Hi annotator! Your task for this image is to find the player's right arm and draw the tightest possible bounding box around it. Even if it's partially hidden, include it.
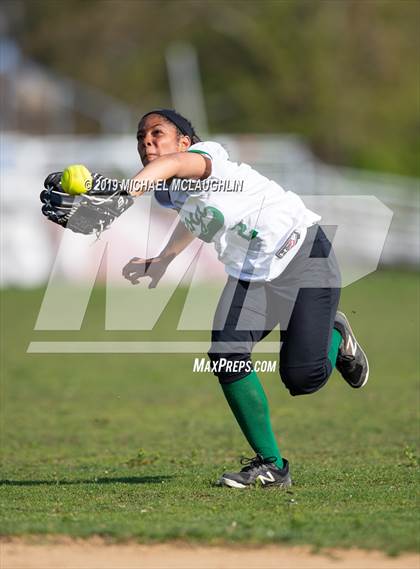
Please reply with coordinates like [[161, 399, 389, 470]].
[[159, 219, 196, 258], [122, 220, 196, 287]]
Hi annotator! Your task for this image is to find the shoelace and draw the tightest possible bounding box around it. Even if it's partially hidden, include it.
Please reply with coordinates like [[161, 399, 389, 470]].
[[338, 353, 356, 365], [239, 454, 277, 472]]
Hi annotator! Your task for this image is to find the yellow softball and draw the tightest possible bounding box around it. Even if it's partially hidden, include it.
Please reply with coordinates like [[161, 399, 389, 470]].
[[61, 164, 92, 195]]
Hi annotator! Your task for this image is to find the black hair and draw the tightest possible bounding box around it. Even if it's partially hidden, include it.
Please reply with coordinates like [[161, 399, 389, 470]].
[[137, 108, 201, 144]]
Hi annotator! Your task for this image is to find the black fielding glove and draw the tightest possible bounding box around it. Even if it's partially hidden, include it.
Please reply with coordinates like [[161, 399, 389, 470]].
[[41, 172, 134, 236]]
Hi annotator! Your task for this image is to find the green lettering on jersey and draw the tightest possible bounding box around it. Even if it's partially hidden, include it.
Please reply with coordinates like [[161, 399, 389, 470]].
[[183, 205, 224, 242], [232, 222, 259, 241]]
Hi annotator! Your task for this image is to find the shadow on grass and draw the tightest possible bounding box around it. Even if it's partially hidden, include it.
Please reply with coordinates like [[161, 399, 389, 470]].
[[0, 475, 173, 486]]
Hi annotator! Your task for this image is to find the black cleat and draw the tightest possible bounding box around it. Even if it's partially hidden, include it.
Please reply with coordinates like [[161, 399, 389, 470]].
[[217, 454, 292, 489], [334, 311, 369, 388]]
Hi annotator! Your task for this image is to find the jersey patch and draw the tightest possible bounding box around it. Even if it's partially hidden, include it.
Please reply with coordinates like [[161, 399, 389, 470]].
[[275, 231, 301, 259]]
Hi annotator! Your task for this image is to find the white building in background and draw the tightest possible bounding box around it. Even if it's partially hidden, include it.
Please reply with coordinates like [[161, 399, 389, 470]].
[[1, 132, 418, 287]]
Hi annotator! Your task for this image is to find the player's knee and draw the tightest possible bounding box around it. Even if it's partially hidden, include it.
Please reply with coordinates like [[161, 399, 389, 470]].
[[208, 351, 253, 384], [280, 363, 330, 396], [209, 327, 254, 383]]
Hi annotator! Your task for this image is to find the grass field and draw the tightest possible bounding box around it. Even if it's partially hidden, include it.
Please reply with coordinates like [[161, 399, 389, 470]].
[[1, 269, 419, 553]]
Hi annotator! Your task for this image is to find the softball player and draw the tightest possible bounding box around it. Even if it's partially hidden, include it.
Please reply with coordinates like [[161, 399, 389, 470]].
[[123, 109, 369, 489]]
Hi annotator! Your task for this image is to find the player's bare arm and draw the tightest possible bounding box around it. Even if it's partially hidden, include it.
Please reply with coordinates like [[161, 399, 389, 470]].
[[122, 110, 209, 284], [129, 152, 211, 197], [159, 219, 197, 258], [122, 221, 196, 287]]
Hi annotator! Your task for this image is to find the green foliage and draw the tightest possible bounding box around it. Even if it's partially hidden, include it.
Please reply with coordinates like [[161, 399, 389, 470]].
[[7, 0, 420, 176], [1, 270, 419, 550]]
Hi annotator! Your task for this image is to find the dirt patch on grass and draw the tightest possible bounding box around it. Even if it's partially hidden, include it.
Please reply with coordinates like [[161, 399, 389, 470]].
[[1, 538, 418, 569]]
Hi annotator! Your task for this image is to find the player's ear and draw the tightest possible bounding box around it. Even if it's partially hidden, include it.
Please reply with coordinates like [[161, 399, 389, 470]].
[[178, 135, 192, 152]]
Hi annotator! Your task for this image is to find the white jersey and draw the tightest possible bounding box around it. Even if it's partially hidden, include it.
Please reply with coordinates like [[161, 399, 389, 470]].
[[154, 141, 320, 281]]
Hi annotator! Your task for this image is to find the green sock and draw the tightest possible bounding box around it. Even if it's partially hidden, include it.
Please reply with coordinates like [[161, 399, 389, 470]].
[[221, 370, 283, 468], [328, 328, 343, 368]]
